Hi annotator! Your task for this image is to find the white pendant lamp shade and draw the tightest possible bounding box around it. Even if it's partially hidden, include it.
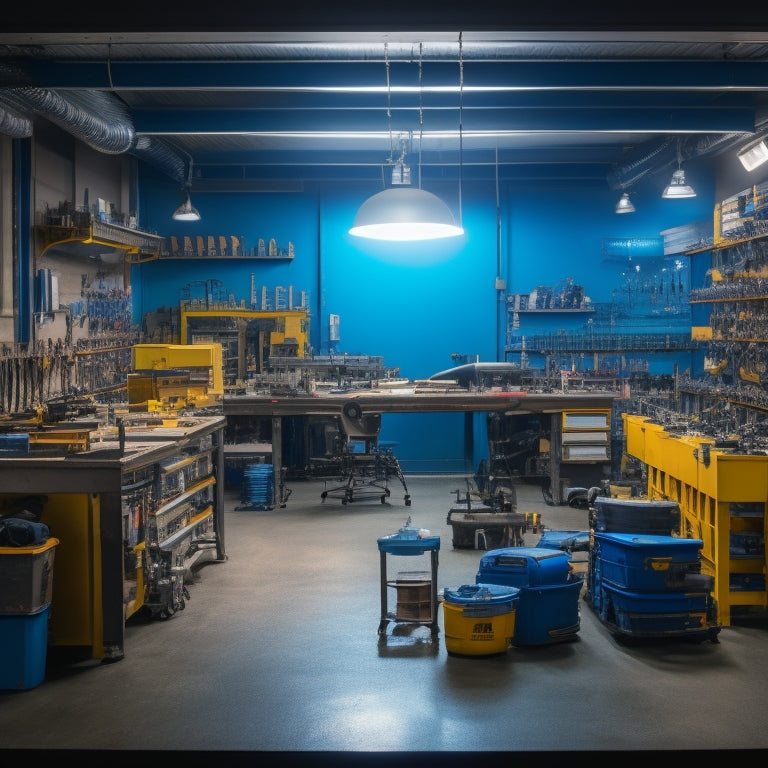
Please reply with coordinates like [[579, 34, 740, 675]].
[[172, 188, 201, 221], [615, 192, 636, 213], [349, 187, 464, 241], [662, 168, 696, 199]]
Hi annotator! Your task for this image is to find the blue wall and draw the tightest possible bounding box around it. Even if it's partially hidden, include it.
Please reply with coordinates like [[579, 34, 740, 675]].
[[133, 161, 715, 471]]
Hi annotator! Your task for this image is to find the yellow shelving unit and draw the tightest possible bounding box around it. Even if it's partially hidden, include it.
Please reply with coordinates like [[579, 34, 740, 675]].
[[622, 413, 767, 626]]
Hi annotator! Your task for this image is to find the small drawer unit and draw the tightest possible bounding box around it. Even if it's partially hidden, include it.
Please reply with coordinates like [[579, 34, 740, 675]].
[[561, 409, 611, 462]]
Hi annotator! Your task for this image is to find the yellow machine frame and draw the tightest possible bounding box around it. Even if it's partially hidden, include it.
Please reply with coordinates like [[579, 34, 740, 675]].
[[129, 343, 224, 410], [180, 309, 309, 361], [623, 413, 768, 626]]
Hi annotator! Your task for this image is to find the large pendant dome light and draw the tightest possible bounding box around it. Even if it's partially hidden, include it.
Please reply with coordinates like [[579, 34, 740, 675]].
[[349, 187, 462, 241], [349, 42, 464, 241]]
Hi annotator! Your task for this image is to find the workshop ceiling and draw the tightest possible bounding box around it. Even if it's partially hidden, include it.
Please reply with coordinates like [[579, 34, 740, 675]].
[[4, 8, 768, 191]]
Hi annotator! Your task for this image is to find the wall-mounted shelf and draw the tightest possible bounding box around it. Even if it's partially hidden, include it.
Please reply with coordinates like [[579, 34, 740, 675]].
[[35, 218, 164, 262], [514, 309, 594, 314]]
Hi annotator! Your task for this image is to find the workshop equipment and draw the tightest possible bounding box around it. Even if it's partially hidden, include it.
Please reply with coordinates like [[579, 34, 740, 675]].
[[594, 533, 705, 592], [446, 488, 526, 549], [587, 528, 720, 642], [236, 463, 276, 510], [377, 518, 440, 636], [442, 583, 520, 656], [592, 497, 681, 536], [475, 547, 582, 645]]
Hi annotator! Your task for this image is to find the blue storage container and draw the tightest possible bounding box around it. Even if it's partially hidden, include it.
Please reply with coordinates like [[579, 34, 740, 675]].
[[0, 603, 51, 690], [512, 580, 582, 646], [476, 546, 572, 587], [536, 530, 590, 553], [594, 532, 703, 591], [476, 546, 582, 645], [593, 497, 680, 535], [599, 583, 718, 639]]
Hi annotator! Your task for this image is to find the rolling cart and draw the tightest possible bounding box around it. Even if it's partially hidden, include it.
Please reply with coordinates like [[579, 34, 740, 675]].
[[377, 518, 440, 636]]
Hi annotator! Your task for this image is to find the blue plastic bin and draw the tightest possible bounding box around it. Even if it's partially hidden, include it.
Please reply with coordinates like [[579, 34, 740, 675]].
[[599, 583, 715, 637], [476, 547, 572, 587], [0, 603, 51, 690], [536, 530, 590, 553], [594, 532, 703, 591], [476, 546, 582, 645], [592, 498, 680, 535], [512, 580, 582, 645]]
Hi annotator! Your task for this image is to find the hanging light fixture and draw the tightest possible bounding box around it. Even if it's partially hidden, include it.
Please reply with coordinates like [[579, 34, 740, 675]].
[[172, 152, 201, 221], [348, 43, 463, 241], [662, 139, 696, 199], [737, 137, 768, 172], [615, 191, 636, 214]]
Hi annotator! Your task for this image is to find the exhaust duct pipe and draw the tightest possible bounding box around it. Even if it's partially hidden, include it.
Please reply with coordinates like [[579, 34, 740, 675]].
[[0, 99, 32, 138], [0, 63, 186, 182]]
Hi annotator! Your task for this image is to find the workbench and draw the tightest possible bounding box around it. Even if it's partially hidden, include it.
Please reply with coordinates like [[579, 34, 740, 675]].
[[0, 415, 226, 661]]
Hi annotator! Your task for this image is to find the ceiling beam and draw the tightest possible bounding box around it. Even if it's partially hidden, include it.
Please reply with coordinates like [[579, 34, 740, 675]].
[[12, 59, 768, 92], [133, 106, 755, 136]]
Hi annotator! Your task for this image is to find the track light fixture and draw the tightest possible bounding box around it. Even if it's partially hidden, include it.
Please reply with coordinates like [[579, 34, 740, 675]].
[[172, 153, 201, 221], [662, 139, 696, 199], [615, 191, 636, 214], [737, 137, 768, 172]]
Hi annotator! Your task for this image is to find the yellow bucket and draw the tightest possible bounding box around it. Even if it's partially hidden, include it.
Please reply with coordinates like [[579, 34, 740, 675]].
[[442, 583, 519, 656]]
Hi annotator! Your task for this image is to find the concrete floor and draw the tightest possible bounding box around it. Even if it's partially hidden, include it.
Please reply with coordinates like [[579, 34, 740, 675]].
[[1, 474, 767, 763]]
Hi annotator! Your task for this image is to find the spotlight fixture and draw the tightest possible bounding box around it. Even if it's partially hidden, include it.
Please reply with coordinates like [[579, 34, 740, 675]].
[[738, 138, 768, 172], [662, 139, 696, 199], [615, 192, 636, 214], [172, 153, 201, 221], [348, 42, 463, 242]]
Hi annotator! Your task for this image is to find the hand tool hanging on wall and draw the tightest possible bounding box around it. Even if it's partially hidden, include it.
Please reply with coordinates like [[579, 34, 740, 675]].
[[6, 356, 14, 412], [14, 357, 21, 412], [0, 356, 6, 413]]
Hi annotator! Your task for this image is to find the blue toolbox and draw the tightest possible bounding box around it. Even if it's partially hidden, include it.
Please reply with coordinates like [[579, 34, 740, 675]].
[[592, 497, 681, 535], [475, 547, 582, 645], [593, 532, 703, 591], [597, 583, 717, 638]]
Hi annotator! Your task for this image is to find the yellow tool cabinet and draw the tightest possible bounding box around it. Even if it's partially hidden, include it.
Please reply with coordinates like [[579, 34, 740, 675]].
[[623, 413, 767, 626]]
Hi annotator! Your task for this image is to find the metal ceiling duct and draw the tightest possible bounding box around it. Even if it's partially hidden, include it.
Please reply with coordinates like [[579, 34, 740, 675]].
[[606, 129, 765, 191], [0, 99, 32, 138], [10, 88, 135, 154], [605, 137, 679, 191], [0, 63, 186, 183], [131, 135, 187, 184]]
